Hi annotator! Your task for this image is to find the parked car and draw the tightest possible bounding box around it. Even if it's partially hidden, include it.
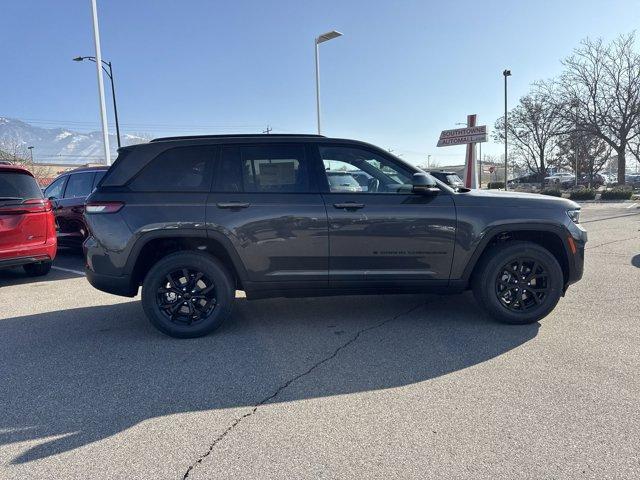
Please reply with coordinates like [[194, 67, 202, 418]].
[[44, 166, 108, 248], [507, 172, 545, 188], [84, 134, 587, 338], [577, 173, 606, 188], [325, 171, 363, 192], [544, 172, 575, 189], [0, 164, 57, 276], [625, 174, 640, 189], [428, 170, 464, 189]]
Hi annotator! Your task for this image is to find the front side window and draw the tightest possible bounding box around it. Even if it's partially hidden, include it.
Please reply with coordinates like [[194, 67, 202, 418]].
[[240, 145, 309, 193], [129, 146, 215, 192], [64, 173, 95, 199], [44, 176, 67, 199], [319, 145, 413, 194]]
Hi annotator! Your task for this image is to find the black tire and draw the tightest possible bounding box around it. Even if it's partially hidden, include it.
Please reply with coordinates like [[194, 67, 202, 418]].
[[23, 261, 52, 277], [141, 251, 234, 338], [472, 241, 563, 325]]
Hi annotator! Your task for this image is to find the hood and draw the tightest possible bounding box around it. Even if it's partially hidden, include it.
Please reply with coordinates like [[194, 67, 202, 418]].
[[456, 188, 580, 210]]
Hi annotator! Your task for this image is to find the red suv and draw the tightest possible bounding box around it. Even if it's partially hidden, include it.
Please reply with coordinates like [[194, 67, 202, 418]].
[[0, 165, 57, 276]]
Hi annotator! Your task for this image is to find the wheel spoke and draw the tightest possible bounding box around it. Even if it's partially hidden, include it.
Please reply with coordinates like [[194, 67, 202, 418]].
[[166, 273, 180, 290]]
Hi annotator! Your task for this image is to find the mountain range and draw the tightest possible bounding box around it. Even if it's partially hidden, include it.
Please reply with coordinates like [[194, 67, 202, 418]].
[[0, 117, 149, 164]]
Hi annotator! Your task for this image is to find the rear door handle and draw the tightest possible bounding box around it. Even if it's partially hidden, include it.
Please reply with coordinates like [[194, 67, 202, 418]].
[[333, 202, 365, 210], [217, 202, 251, 209]]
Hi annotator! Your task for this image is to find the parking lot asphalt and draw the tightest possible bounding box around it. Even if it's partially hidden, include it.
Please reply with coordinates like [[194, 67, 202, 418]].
[[1, 203, 639, 479]]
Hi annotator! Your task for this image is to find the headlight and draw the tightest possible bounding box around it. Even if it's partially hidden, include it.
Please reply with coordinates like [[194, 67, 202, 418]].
[[567, 209, 580, 224]]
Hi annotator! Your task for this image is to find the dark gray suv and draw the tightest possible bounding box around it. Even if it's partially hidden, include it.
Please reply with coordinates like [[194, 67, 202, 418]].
[[83, 134, 587, 338]]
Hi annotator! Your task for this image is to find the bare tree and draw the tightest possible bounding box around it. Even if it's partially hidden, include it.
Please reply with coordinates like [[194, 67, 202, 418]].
[[550, 33, 640, 184], [494, 89, 564, 186], [0, 140, 50, 184], [555, 131, 611, 187]]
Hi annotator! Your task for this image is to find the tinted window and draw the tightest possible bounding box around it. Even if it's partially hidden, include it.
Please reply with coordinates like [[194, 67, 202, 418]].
[[130, 146, 215, 192], [44, 176, 67, 199], [92, 170, 107, 190], [0, 172, 43, 200], [241, 145, 309, 193], [319, 146, 413, 194], [64, 172, 95, 199]]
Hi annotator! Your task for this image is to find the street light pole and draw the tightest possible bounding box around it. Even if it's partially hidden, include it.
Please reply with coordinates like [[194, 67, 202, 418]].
[[27, 146, 34, 163], [503, 69, 511, 189], [314, 30, 343, 135], [89, 0, 111, 165], [74, 56, 121, 148]]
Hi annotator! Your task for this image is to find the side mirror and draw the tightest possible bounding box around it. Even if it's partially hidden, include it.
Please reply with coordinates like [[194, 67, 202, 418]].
[[412, 173, 439, 194]]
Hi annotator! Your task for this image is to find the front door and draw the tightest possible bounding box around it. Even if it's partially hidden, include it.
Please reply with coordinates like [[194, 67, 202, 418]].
[[316, 144, 456, 285], [207, 143, 328, 285]]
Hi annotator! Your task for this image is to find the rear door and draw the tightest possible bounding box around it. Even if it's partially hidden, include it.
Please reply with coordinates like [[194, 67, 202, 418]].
[[207, 143, 328, 285], [0, 170, 49, 254]]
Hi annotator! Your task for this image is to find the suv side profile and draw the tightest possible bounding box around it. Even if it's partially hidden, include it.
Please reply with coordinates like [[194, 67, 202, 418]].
[[44, 166, 108, 248], [84, 135, 587, 338]]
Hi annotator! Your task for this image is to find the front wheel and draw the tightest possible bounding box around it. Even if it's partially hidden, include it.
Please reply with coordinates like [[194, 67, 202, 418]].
[[472, 242, 564, 324], [141, 251, 234, 338]]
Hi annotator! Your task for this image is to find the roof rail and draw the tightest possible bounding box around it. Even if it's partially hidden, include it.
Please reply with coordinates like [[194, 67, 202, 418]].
[[150, 133, 325, 143]]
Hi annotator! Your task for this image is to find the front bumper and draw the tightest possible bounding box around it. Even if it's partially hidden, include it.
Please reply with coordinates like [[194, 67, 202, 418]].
[[565, 222, 587, 286]]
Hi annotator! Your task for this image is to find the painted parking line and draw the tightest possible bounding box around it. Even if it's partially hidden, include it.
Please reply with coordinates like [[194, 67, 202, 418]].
[[51, 266, 86, 276], [627, 203, 638, 209]]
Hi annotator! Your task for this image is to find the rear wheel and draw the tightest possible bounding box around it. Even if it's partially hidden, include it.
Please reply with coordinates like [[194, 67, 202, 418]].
[[472, 241, 563, 324], [141, 251, 234, 338], [23, 261, 52, 277]]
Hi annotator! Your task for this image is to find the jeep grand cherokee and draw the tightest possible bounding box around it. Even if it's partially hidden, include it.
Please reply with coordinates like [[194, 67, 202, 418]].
[[83, 134, 586, 338]]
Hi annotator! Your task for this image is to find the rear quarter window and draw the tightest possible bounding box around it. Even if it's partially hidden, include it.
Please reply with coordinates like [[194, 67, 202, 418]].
[[128, 146, 215, 192]]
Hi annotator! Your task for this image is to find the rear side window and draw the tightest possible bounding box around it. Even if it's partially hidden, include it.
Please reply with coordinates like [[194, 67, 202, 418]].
[[0, 172, 43, 200], [64, 172, 95, 198], [242, 145, 308, 192], [129, 146, 215, 192], [216, 144, 311, 193]]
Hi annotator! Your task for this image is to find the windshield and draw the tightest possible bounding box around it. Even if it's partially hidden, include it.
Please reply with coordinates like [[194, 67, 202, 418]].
[[0, 171, 43, 203]]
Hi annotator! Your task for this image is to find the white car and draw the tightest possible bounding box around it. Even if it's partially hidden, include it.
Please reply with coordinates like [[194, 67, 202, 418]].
[[544, 173, 574, 188]]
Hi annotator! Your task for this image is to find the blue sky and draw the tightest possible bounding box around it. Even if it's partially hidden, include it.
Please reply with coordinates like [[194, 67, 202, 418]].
[[1, 0, 639, 166]]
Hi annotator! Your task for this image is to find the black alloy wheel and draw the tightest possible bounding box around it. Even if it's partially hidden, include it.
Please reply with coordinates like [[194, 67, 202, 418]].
[[494, 258, 549, 312], [157, 268, 217, 325]]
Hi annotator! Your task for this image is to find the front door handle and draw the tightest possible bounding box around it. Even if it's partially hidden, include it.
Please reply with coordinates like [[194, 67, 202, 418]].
[[217, 202, 251, 209], [333, 202, 365, 210]]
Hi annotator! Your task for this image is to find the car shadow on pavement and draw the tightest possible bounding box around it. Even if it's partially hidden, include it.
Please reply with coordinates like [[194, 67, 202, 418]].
[[0, 293, 539, 464]]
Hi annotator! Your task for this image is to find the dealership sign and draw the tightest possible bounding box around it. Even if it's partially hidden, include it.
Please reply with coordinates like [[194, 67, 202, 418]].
[[437, 125, 487, 147]]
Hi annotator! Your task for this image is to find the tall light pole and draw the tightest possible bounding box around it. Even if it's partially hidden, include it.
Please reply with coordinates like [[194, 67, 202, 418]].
[[27, 146, 34, 163], [89, 0, 111, 165], [315, 30, 342, 135], [74, 56, 121, 148], [503, 69, 511, 189]]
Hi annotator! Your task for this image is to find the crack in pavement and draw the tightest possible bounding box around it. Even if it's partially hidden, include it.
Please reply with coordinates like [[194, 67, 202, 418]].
[[582, 212, 640, 224], [181, 301, 426, 479], [586, 236, 640, 250]]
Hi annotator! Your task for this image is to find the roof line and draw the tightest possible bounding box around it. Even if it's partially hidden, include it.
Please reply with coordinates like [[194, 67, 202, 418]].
[[150, 133, 326, 143]]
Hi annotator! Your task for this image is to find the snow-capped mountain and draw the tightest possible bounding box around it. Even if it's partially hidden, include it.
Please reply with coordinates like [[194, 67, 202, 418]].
[[0, 117, 149, 164]]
